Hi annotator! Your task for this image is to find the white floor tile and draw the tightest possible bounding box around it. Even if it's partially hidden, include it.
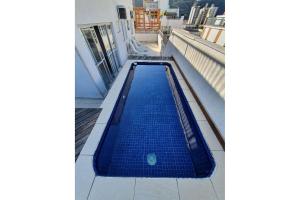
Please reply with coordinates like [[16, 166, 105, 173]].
[[172, 67, 183, 80], [134, 178, 179, 200], [182, 89, 195, 102], [76, 155, 95, 200], [80, 123, 106, 156], [88, 177, 135, 200], [178, 178, 218, 200], [188, 102, 207, 121], [210, 151, 225, 200], [100, 88, 119, 109], [178, 79, 189, 90], [140, 42, 160, 56], [197, 121, 223, 151], [95, 103, 114, 124]]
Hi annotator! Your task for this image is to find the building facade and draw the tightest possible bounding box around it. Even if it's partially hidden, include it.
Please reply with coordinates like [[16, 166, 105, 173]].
[[75, 0, 134, 98]]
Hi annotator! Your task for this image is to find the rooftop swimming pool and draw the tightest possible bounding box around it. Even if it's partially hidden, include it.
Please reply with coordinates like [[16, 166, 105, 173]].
[[93, 62, 215, 178]]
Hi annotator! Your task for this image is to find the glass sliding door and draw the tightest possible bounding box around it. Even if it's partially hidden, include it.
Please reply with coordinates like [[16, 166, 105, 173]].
[[81, 26, 114, 89], [105, 24, 121, 70], [81, 28, 103, 63], [80, 23, 120, 91], [98, 25, 119, 74]]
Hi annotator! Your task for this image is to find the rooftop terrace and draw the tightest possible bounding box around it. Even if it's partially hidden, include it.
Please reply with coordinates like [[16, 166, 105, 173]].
[[75, 1, 224, 199]]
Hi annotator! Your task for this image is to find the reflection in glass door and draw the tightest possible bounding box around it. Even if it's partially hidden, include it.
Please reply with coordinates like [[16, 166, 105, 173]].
[[81, 27, 115, 89], [98, 25, 119, 75], [105, 24, 120, 71]]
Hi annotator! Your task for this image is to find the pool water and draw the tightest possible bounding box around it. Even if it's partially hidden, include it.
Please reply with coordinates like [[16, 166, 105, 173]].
[[94, 63, 215, 178]]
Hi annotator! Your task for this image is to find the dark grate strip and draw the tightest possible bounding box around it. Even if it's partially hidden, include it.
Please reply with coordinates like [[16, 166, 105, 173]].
[[75, 108, 102, 161]]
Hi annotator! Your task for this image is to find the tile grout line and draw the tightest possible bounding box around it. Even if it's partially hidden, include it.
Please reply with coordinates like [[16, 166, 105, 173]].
[[209, 178, 221, 200], [196, 120, 208, 122], [132, 178, 137, 200], [79, 154, 93, 156], [86, 176, 96, 200], [176, 179, 181, 200]]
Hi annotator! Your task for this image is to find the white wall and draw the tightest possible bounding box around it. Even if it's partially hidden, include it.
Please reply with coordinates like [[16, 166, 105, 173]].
[[75, 50, 103, 98], [161, 16, 184, 28], [163, 42, 225, 139], [158, 0, 169, 11], [75, 0, 133, 97], [135, 33, 158, 42]]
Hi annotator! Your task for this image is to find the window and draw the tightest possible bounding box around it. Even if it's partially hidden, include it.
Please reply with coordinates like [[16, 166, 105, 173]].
[[99, 25, 119, 74], [117, 7, 127, 19]]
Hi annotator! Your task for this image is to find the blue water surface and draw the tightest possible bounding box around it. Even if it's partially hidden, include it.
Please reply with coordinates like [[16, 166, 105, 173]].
[[95, 65, 212, 177]]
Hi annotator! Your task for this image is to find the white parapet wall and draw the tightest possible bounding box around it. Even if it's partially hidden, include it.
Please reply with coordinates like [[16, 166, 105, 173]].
[[161, 16, 184, 29], [202, 25, 225, 46], [163, 28, 225, 140], [135, 32, 158, 42]]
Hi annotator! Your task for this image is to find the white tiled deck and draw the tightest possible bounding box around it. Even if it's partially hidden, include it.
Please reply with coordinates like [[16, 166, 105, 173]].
[[76, 60, 224, 200], [140, 42, 161, 56]]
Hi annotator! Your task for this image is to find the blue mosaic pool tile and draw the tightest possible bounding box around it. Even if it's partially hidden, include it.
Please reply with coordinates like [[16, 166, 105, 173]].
[[94, 65, 214, 178]]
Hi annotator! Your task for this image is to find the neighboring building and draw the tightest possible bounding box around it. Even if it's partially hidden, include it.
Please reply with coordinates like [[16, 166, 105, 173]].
[[134, 7, 161, 31], [170, 0, 225, 19], [143, 0, 179, 18], [143, 0, 158, 9], [187, 5, 200, 24], [195, 3, 218, 26], [194, 3, 209, 25], [134, 0, 171, 10], [187, 2, 218, 30], [206, 3, 218, 18], [133, 0, 143, 7]]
